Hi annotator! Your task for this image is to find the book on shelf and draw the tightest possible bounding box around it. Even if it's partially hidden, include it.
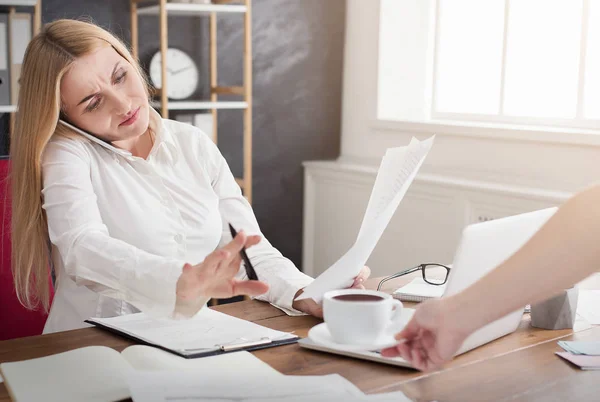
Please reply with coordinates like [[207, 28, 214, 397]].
[[0, 13, 10, 106]]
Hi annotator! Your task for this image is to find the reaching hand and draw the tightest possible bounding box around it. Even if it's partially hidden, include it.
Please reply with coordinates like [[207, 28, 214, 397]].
[[176, 231, 269, 304], [292, 266, 372, 318], [380, 298, 469, 371]]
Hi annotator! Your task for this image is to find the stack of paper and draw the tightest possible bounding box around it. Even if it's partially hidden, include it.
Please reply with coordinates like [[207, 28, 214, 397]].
[[556, 341, 600, 370], [127, 370, 414, 402], [392, 277, 447, 302], [297, 136, 435, 302]]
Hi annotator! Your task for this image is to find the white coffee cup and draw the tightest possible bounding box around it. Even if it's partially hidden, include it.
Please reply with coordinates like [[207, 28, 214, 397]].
[[322, 289, 404, 346]]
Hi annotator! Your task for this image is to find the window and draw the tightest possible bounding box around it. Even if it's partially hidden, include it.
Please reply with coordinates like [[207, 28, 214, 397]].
[[378, 0, 600, 130]]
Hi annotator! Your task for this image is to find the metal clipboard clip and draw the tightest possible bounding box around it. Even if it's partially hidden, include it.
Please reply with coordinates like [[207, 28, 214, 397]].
[[219, 336, 273, 352]]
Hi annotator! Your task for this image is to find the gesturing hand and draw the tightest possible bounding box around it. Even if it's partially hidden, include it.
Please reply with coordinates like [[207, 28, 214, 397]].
[[176, 231, 269, 305]]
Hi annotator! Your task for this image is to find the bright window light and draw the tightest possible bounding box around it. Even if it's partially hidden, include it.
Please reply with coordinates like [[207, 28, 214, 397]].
[[378, 0, 600, 130], [435, 0, 504, 115]]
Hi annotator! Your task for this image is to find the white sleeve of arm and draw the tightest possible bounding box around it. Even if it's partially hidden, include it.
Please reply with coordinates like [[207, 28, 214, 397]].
[[196, 130, 314, 315], [42, 140, 186, 318]]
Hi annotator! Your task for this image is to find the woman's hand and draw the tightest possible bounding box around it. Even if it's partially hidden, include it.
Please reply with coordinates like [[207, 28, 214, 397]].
[[380, 298, 469, 371], [175, 231, 269, 315], [292, 266, 372, 317]]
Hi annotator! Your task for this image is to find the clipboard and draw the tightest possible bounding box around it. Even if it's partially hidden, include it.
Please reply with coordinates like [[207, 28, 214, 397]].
[[85, 318, 298, 358], [84, 309, 299, 359]]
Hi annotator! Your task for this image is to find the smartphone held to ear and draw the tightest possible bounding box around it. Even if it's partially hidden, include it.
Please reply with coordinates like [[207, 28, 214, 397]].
[[58, 119, 129, 155]]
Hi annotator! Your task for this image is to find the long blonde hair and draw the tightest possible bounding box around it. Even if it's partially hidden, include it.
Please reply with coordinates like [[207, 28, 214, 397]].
[[11, 19, 149, 311]]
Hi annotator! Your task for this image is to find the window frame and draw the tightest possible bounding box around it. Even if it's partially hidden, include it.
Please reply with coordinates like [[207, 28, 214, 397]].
[[375, 0, 600, 144]]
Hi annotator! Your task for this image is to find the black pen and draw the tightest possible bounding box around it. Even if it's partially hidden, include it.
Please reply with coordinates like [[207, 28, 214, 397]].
[[228, 223, 259, 281]]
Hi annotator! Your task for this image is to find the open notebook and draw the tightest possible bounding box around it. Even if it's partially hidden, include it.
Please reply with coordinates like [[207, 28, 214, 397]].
[[127, 370, 413, 402], [0, 345, 414, 402], [0, 346, 281, 402], [86, 308, 298, 358]]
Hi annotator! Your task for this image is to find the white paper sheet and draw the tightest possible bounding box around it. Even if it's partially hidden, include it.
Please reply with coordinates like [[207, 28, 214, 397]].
[[90, 308, 296, 353], [243, 391, 414, 402], [297, 136, 435, 302], [0, 346, 132, 402], [577, 290, 600, 324], [128, 372, 361, 402], [121, 346, 284, 378], [393, 277, 447, 298], [127, 370, 414, 402]]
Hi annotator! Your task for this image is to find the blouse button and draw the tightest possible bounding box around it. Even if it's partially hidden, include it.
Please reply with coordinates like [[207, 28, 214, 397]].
[[174, 234, 184, 244]]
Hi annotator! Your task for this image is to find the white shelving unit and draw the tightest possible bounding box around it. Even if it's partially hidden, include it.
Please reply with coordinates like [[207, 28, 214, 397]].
[[0, 105, 17, 113], [131, 0, 253, 204], [0, 0, 37, 6], [149, 100, 248, 110], [137, 3, 247, 16]]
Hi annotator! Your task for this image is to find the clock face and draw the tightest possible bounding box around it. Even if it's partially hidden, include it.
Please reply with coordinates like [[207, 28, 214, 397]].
[[149, 48, 199, 100]]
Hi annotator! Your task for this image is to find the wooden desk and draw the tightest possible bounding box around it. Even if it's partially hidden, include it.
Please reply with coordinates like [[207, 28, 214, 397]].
[[392, 325, 600, 402], [0, 277, 596, 401]]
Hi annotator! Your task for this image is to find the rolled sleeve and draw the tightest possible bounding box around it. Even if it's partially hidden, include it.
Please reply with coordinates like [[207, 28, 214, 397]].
[[195, 128, 315, 314]]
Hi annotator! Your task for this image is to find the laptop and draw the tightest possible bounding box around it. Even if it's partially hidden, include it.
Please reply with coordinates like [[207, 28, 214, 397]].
[[298, 206, 558, 368]]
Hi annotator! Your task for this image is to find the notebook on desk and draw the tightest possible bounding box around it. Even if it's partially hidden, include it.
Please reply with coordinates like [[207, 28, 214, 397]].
[[0, 346, 282, 402], [85, 308, 298, 358], [392, 277, 447, 302]]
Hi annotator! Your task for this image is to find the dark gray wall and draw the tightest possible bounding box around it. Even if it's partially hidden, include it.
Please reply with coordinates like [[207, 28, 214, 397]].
[[41, 0, 345, 270]]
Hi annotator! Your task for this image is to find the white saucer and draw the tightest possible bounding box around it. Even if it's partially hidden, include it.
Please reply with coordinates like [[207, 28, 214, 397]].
[[307, 322, 401, 352], [307, 308, 415, 352]]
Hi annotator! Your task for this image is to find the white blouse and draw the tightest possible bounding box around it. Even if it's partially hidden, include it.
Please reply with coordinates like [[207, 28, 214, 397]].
[[41, 109, 313, 334]]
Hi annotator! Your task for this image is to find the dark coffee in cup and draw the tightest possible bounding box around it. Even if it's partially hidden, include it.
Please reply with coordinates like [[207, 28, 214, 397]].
[[332, 294, 384, 302]]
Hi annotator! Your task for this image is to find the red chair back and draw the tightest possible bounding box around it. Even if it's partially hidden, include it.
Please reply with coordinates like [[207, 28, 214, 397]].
[[0, 157, 54, 340]]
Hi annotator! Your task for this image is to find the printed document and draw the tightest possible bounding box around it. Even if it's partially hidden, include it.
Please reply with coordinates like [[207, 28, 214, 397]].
[[297, 136, 435, 302]]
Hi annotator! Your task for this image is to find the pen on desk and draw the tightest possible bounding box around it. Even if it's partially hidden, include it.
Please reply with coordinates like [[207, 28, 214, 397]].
[[228, 223, 259, 281]]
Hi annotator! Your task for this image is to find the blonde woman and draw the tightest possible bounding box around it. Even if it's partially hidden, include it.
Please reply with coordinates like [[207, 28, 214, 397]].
[[11, 19, 370, 333]]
